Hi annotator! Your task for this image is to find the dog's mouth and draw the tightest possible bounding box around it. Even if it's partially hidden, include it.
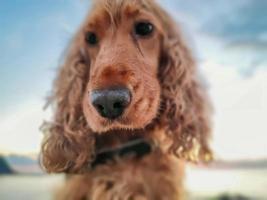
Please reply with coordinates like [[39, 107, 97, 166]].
[[105, 120, 134, 130]]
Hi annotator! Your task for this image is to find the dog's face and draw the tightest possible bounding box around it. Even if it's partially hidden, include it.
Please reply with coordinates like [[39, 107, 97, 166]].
[[82, 1, 163, 132]]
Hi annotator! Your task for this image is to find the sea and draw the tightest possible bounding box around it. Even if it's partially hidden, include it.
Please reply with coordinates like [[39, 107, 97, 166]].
[[0, 168, 267, 200]]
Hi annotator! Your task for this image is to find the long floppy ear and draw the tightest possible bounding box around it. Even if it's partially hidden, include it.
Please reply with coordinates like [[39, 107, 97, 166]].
[[41, 33, 95, 173], [157, 8, 213, 163]]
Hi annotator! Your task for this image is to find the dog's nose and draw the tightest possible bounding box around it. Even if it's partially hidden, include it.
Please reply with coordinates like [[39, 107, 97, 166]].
[[91, 87, 131, 119]]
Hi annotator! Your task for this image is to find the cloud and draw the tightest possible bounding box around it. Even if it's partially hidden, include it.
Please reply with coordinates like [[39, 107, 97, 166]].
[[0, 99, 51, 154], [202, 0, 267, 41], [161, 0, 267, 76], [201, 60, 267, 160], [200, 0, 267, 75]]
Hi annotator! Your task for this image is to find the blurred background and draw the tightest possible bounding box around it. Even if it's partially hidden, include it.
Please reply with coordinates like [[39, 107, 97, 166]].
[[0, 0, 266, 199]]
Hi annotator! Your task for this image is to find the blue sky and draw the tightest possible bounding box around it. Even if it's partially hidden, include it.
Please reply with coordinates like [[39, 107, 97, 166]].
[[0, 0, 266, 160], [0, 0, 90, 112]]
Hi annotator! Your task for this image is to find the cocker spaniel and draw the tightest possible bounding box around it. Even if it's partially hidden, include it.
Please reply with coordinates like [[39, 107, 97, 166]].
[[41, 0, 213, 199]]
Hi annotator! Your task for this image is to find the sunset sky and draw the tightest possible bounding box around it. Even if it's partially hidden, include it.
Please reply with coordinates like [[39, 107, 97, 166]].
[[0, 0, 266, 161]]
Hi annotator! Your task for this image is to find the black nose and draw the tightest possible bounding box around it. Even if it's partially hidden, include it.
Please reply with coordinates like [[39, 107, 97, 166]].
[[91, 87, 131, 119]]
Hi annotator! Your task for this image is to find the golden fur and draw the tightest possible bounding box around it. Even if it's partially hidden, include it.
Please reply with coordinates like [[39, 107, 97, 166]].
[[41, 0, 213, 199]]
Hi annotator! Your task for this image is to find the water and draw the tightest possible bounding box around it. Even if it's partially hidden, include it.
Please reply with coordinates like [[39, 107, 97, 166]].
[[186, 168, 267, 199], [0, 175, 64, 200], [0, 169, 267, 200]]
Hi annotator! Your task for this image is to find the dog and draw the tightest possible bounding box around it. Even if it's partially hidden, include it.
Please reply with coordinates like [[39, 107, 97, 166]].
[[41, 0, 213, 199]]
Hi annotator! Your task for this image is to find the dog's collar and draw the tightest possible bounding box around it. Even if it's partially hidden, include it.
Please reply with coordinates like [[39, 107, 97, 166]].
[[89, 138, 153, 169]]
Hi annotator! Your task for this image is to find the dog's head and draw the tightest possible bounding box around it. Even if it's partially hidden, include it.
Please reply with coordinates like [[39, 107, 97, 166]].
[[83, 0, 163, 132], [41, 0, 212, 173]]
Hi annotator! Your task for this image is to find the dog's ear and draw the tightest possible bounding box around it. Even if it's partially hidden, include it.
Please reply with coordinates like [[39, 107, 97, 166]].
[[158, 10, 213, 163], [41, 33, 95, 173]]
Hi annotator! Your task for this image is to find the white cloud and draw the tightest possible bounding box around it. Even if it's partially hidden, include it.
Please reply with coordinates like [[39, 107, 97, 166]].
[[202, 60, 267, 160], [0, 99, 51, 154]]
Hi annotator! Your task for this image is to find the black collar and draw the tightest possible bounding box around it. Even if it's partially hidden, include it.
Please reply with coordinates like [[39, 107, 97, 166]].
[[90, 138, 153, 169]]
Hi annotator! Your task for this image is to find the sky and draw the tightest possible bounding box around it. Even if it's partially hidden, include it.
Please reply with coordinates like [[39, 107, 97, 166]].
[[0, 0, 266, 161]]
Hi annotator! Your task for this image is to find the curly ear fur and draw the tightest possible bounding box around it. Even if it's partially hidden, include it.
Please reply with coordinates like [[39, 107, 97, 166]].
[[41, 35, 95, 173], [153, 3, 213, 162]]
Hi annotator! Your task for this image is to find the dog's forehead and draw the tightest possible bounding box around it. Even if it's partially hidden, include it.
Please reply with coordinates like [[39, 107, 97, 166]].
[[88, 0, 153, 26]]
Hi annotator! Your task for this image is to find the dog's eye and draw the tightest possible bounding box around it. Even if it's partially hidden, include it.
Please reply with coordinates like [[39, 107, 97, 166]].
[[85, 32, 98, 45], [134, 22, 154, 37]]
